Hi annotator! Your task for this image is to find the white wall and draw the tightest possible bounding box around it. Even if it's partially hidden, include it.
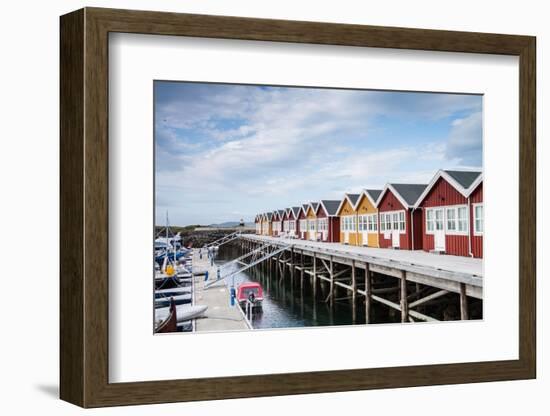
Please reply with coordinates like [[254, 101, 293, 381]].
[[0, 0, 546, 414]]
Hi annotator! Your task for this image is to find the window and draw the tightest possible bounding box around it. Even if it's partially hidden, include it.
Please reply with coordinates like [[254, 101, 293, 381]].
[[435, 209, 444, 230], [300, 219, 307, 231], [318, 218, 328, 231], [426, 209, 434, 232], [308, 219, 316, 231], [399, 211, 405, 231], [289, 220, 295, 231], [283, 220, 289, 231], [474, 204, 483, 234], [358, 215, 367, 231], [457, 206, 468, 232], [380, 214, 386, 231], [367, 214, 378, 232], [446, 208, 456, 231]]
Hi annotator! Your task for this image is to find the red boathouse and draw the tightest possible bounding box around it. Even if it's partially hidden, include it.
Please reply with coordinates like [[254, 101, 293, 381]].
[[376, 183, 427, 250]]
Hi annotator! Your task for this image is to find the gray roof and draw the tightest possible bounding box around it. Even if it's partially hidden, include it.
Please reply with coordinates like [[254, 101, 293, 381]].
[[390, 184, 428, 206], [266, 212, 273, 220], [365, 189, 382, 202], [347, 193, 361, 206], [277, 209, 286, 217], [291, 206, 301, 217], [444, 170, 482, 189], [320, 200, 341, 216], [310, 202, 320, 212]]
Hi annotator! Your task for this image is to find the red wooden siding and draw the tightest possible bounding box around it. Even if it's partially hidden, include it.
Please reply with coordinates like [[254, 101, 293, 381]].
[[297, 209, 307, 239], [470, 183, 483, 258], [377, 190, 415, 250], [328, 217, 340, 243], [420, 177, 469, 256], [418, 177, 483, 258]]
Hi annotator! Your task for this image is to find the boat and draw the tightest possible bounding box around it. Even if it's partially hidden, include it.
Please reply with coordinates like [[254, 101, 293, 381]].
[[154, 298, 177, 333], [155, 287, 191, 297], [155, 293, 192, 307], [155, 304, 208, 323], [236, 282, 264, 309]]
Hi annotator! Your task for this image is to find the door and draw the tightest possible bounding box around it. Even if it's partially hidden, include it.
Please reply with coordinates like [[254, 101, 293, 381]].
[[391, 212, 400, 248], [434, 208, 446, 251]]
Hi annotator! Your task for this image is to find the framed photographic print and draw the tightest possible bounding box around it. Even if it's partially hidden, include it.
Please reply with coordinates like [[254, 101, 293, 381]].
[[60, 7, 536, 408]]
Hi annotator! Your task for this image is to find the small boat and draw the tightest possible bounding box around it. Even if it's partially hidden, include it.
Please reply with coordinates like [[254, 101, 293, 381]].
[[236, 282, 264, 309], [155, 293, 192, 307], [156, 304, 208, 323], [154, 298, 177, 333], [155, 287, 191, 297]]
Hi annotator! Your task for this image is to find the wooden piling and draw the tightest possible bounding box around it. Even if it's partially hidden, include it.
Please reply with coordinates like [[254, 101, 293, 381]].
[[365, 263, 372, 324], [459, 283, 469, 320], [313, 252, 317, 300], [400, 270, 408, 323], [351, 260, 357, 323]]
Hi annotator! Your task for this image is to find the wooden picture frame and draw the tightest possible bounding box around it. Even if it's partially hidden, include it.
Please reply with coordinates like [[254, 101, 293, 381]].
[[60, 7, 536, 408]]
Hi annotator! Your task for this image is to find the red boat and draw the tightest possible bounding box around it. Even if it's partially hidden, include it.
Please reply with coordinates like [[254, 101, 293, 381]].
[[236, 282, 264, 309]]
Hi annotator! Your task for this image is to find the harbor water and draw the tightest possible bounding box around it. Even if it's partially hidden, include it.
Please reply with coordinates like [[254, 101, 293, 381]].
[[216, 244, 380, 329]]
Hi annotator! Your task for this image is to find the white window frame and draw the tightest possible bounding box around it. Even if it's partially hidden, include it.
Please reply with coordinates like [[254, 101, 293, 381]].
[[473, 203, 484, 236], [426, 205, 468, 236], [299, 219, 307, 232], [289, 220, 295, 231], [358, 214, 367, 231], [367, 213, 378, 232], [382, 210, 406, 234], [317, 218, 328, 231], [308, 219, 316, 231]]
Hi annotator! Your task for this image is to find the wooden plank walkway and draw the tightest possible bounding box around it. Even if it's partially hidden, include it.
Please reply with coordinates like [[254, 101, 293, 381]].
[[192, 249, 250, 332]]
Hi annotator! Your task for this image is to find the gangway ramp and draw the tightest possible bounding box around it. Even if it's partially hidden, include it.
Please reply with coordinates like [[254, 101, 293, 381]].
[[205, 243, 291, 289]]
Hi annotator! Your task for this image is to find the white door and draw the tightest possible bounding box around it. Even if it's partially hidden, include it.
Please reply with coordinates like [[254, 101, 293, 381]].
[[434, 208, 446, 251], [391, 212, 400, 248]]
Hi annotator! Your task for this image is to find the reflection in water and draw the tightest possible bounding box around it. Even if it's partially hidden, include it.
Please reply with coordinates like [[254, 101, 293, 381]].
[[217, 245, 369, 330]]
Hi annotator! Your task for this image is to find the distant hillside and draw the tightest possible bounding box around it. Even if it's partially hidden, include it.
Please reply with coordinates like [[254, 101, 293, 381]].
[[209, 221, 255, 228]]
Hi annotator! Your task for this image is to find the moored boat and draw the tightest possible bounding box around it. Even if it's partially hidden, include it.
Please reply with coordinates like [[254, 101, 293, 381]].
[[236, 282, 264, 309]]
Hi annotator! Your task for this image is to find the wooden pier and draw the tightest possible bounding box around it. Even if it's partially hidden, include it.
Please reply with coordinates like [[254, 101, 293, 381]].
[[192, 249, 251, 332], [238, 235, 483, 323]]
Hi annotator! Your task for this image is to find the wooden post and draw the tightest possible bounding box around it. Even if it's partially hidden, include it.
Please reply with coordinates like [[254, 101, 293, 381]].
[[400, 270, 408, 323], [313, 252, 317, 300], [365, 263, 372, 324], [290, 246, 295, 281], [329, 256, 334, 307], [459, 283, 469, 320], [351, 260, 357, 323]]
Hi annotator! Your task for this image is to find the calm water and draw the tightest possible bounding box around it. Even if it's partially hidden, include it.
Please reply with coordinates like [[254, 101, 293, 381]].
[[216, 245, 376, 330]]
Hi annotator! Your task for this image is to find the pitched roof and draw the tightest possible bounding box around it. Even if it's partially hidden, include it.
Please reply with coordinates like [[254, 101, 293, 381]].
[[347, 193, 361, 206], [291, 206, 302, 218], [444, 170, 482, 189], [309, 202, 320, 213], [365, 189, 382, 202], [319, 200, 341, 216], [390, 184, 427, 206], [414, 169, 483, 207], [277, 209, 286, 218]]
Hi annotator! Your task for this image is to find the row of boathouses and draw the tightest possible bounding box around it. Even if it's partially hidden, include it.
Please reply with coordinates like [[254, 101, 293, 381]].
[[254, 169, 483, 258]]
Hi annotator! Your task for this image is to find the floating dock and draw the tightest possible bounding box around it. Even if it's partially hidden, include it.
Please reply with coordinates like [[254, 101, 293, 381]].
[[192, 248, 251, 332]]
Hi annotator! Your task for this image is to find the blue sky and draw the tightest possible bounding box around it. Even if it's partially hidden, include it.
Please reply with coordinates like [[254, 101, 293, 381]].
[[155, 81, 482, 226]]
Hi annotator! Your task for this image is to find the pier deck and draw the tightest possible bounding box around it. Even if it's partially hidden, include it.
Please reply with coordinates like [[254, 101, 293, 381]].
[[241, 235, 483, 300], [192, 249, 250, 332]]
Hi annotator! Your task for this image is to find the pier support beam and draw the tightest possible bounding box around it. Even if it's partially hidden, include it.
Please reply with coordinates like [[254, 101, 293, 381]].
[[329, 256, 334, 306], [313, 252, 317, 300], [351, 260, 357, 323], [400, 270, 408, 323], [365, 263, 372, 324], [459, 283, 469, 320]]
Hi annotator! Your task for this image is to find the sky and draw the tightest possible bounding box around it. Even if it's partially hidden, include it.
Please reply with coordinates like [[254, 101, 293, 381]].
[[155, 81, 482, 226]]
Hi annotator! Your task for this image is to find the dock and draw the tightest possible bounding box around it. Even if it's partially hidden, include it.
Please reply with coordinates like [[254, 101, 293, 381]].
[[238, 234, 483, 323], [191, 248, 251, 332]]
